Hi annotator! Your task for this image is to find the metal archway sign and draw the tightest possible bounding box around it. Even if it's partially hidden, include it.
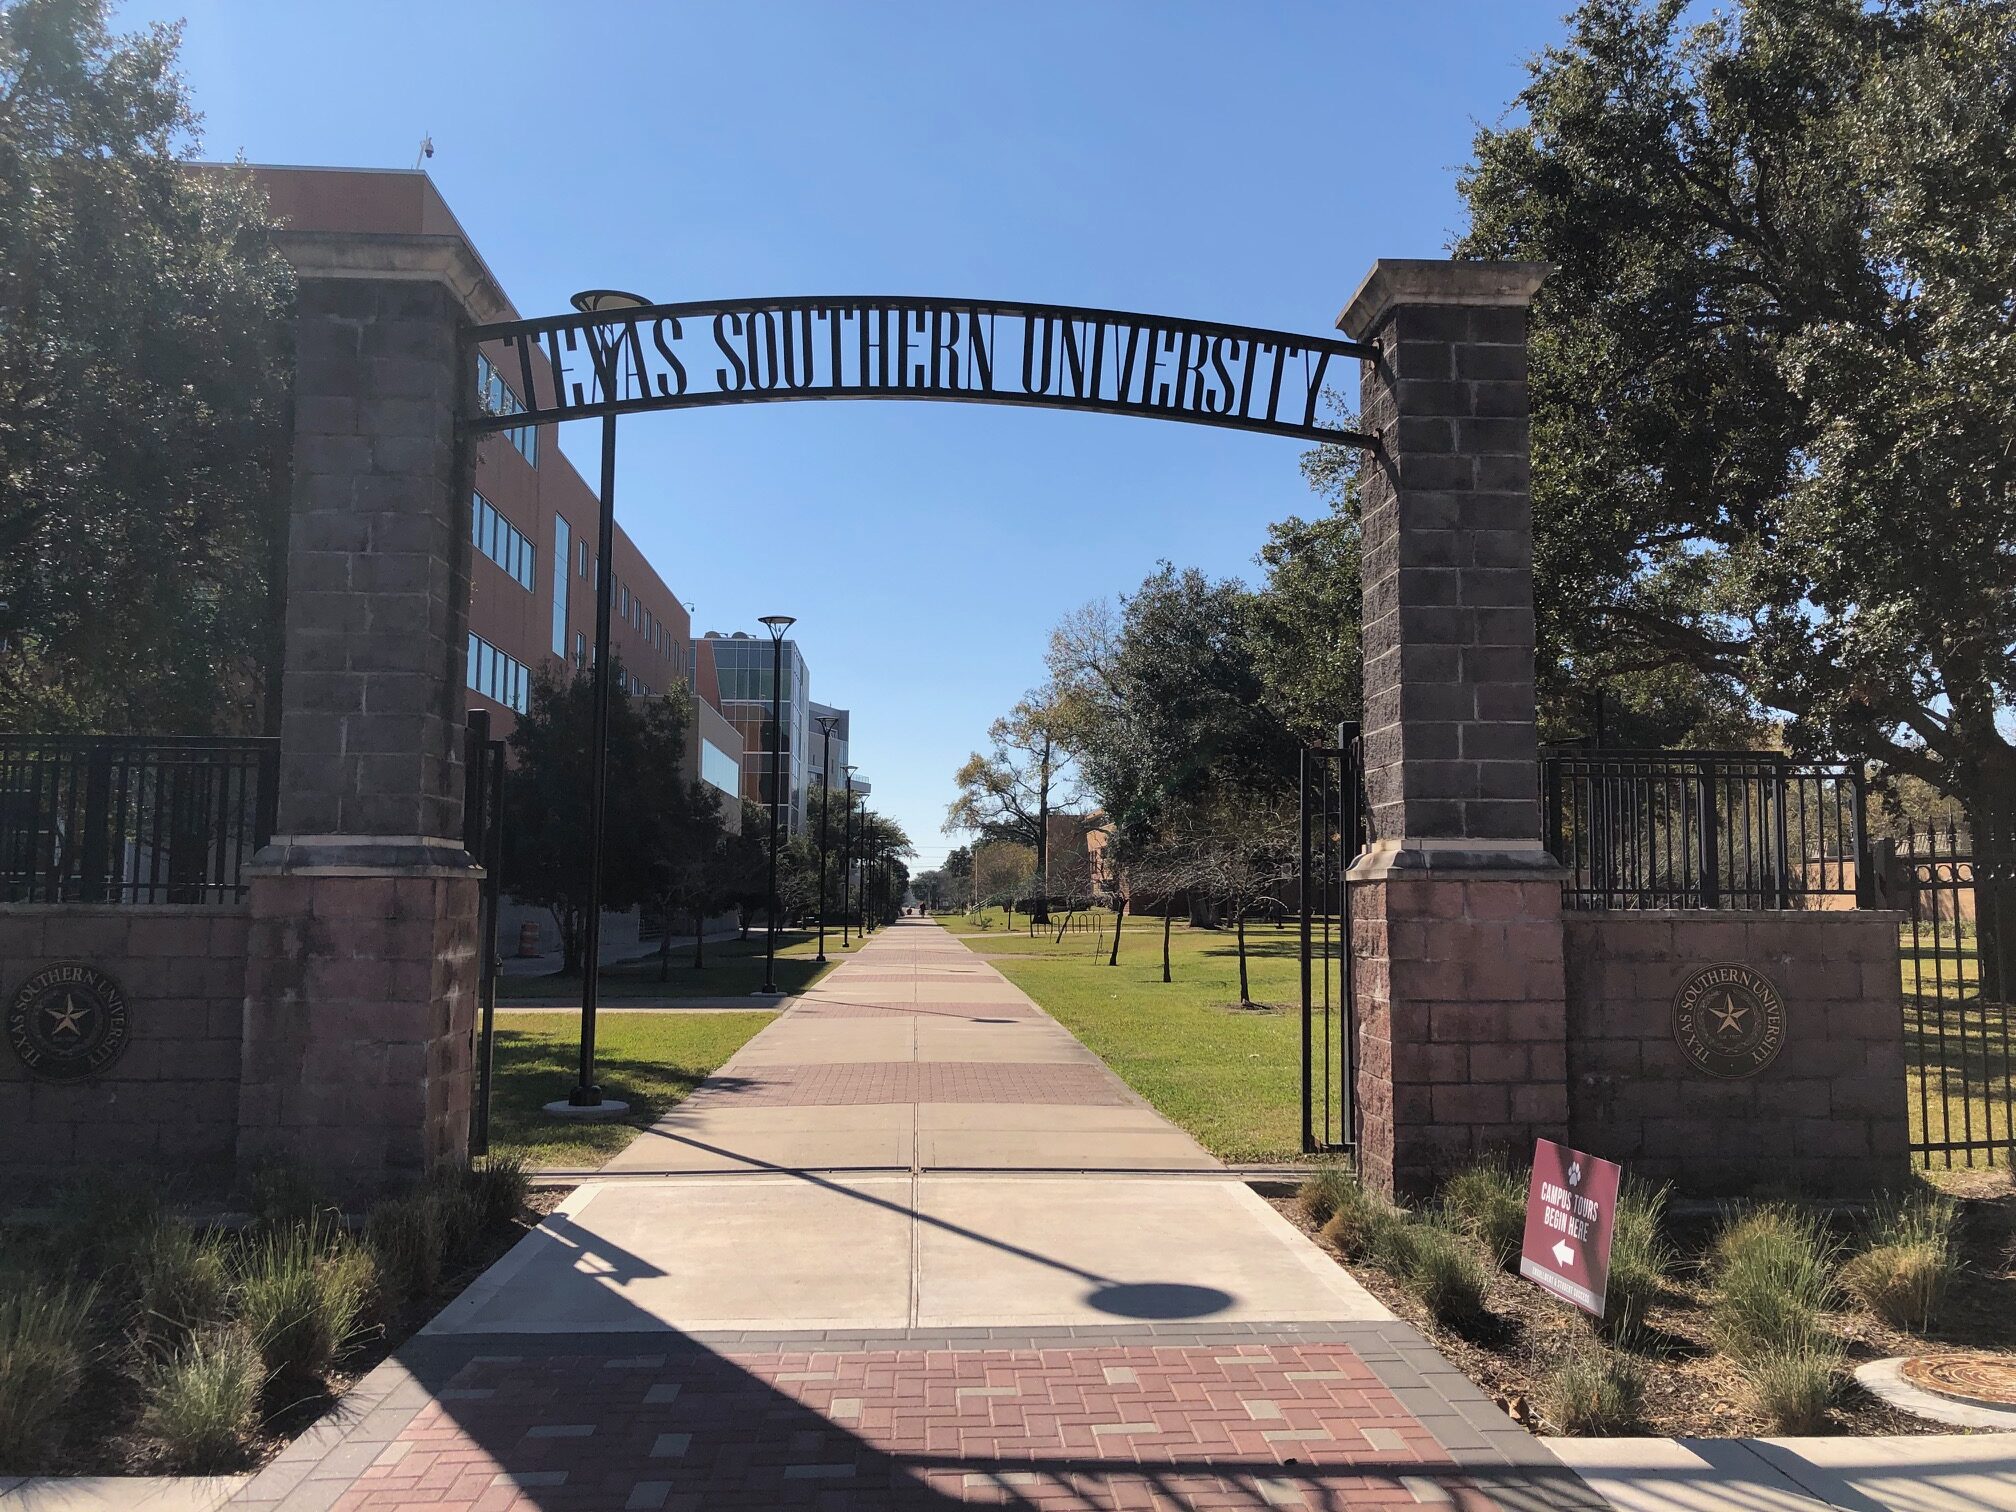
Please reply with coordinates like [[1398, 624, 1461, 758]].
[[464, 296, 1377, 447]]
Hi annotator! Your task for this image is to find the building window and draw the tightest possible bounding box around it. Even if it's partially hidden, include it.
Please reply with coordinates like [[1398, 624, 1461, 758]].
[[472, 492, 535, 591], [618, 583, 629, 620], [476, 351, 538, 465], [575, 631, 586, 665], [701, 738, 739, 798], [578, 540, 588, 578], [466, 632, 530, 714], [551, 515, 571, 658]]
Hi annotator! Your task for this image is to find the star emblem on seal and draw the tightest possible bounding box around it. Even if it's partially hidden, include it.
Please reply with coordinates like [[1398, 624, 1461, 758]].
[[6, 963, 130, 1081], [1672, 963, 1786, 1080]]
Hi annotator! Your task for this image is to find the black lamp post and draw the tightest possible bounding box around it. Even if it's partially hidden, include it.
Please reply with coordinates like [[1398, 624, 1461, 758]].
[[813, 714, 840, 963], [754, 614, 795, 996], [840, 765, 856, 947], [563, 287, 649, 1111]]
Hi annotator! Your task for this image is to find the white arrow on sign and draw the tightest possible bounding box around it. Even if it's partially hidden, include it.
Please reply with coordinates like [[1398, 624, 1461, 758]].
[[1552, 1239, 1577, 1267]]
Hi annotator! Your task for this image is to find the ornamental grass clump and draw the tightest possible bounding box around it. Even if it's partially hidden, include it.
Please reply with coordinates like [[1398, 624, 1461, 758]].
[[1376, 1217, 1489, 1327], [1598, 1180, 1672, 1344], [236, 1224, 373, 1383], [364, 1192, 447, 1306], [1839, 1191, 1959, 1331], [1539, 1346, 1645, 1436], [468, 1155, 531, 1230], [137, 1328, 264, 1472], [1297, 1164, 1359, 1229], [1314, 1176, 1399, 1262], [0, 1272, 96, 1469], [1709, 1205, 1837, 1361], [1744, 1343, 1841, 1435], [132, 1223, 232, 1346], [1440, 1159, 1527, 1270]]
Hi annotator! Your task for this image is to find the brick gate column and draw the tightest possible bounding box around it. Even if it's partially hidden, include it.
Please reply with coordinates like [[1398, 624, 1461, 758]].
[[1337, 260, 1568, 1197], [238, 235, 503, 1192]]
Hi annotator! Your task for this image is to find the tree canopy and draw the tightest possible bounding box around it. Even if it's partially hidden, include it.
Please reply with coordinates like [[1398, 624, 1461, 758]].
[[1457, 0, 2016, 822], [0, 0, 294, 734]]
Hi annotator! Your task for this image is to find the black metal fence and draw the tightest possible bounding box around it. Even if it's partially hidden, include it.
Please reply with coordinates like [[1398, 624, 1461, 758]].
[[1299, 728, 1364, 1155], [1880, 825, 2015, 1168], [0, 735, 277, 904], [1542, 749, 1866, 911]]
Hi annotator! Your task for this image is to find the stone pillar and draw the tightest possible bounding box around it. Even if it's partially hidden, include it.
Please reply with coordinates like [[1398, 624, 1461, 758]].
[[1338, 260, 1570, 1197], [238, 235, 503, 1192]]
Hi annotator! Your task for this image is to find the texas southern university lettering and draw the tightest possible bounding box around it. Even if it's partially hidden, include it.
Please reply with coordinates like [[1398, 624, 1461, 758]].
[[471, 298, 1376, 447]]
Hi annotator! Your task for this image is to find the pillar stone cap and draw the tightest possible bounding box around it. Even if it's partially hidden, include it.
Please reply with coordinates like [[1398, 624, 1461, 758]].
[[273, 229, 512, 325], [1337, 259, 1552, 340]]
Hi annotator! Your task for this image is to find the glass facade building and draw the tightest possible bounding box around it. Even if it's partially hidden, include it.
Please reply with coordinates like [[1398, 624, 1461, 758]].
[[705, 633, 813, 834]]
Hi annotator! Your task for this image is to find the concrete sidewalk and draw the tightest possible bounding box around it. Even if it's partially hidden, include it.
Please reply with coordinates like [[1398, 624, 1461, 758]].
[[227, 918, 1602, 1510], [1547, 1434, 2016, 1511]]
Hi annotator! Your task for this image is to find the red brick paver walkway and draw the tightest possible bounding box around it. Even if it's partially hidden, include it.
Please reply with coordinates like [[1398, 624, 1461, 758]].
[[329, 1341, 1517, 1511]]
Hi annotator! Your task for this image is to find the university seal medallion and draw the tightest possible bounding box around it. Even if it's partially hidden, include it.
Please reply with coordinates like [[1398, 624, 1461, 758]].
[[5, 962, 131, 1081], [1672, 962, 1786, 1080]]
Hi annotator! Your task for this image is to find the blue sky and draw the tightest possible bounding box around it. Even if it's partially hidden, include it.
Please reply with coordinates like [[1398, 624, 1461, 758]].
[[122, 0, 1571, 870]]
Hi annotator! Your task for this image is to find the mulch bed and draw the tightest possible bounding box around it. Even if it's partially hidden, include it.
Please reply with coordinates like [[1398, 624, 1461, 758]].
[[1271, 1176, 2016, 1439], [36, 1188, 566, 1477]]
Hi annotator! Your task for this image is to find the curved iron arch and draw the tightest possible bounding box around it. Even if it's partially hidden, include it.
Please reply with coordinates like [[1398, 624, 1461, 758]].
[[464, 295, 1377, 447]]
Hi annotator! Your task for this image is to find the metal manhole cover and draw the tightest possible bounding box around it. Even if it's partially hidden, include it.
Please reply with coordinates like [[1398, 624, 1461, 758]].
[[1900, 1354, 2016, 1406]]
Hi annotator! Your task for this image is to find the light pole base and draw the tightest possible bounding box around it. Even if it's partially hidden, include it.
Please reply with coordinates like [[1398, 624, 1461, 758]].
[[813, 954, 828, 964], [544, 1097, 630, 1120], [750, 986, 789, 997]]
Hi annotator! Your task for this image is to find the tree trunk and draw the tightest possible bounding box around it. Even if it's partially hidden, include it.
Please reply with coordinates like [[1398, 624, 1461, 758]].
[[1032, 787, 1051, 925], [1235, 907, 1251, 1006], [1107, 896, 1124, 967], [1161, 904, 1173, 984], [692, 908, 706, 969], [557, 906, 581, 976], [658, 913, 671, 982]]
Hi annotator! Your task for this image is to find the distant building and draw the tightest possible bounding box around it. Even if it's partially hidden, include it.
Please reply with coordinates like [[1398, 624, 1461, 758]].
[[697, 632, 814, 834], [807, 702, 871, 800]]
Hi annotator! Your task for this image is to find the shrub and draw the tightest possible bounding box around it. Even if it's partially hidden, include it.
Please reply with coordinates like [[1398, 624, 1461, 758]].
[[425, 1179, 482, 1267], [236, 1225, 371, 1382], [1297, 1164, 1359, 1228], [1599, 1180, 1672, 1343], [132, 1224, 231, 1344], [468, 1155, 531, 1230], [1440, 1160, 1527, 1269], [137, 1328, 264, 1471], [1743, 1344, 1840, 1434], [1540, 1347, 1645, 1436], [365, 1193, 446, 1304], [0, 1275, 95, 1467], [1710, 1205, 1837, 1361]]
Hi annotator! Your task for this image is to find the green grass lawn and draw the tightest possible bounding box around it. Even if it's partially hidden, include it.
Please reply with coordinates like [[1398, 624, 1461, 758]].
[[943, 915, 1308, 1162], [485, 1009, 774, 1168], [497, 927, 856, 1001]]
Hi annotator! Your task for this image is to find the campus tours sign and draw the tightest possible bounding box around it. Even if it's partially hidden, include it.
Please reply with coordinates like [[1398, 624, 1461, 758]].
[[1518, 1138, 1621, 1318], [467, 297, 1378, 446]]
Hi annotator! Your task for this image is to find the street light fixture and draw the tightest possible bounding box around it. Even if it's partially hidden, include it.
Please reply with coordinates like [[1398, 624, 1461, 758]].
[[558, 286, 650, 1115], [754, 614, 796, 995], [841, 764, 857, 948], [813, 714, 841, 963]]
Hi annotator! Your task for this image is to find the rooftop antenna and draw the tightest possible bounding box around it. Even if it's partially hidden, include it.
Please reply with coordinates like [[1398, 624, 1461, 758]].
[[414, 133, 434, 171]]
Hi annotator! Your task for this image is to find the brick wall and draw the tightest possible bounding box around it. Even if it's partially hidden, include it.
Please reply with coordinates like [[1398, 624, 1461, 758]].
[[0, 905, 248, 1193], [1562, 910, 1909, 1195]]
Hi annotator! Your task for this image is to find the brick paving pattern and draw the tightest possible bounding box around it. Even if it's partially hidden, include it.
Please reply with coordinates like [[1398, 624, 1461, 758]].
[[327, 1343, 1515, 1511]]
